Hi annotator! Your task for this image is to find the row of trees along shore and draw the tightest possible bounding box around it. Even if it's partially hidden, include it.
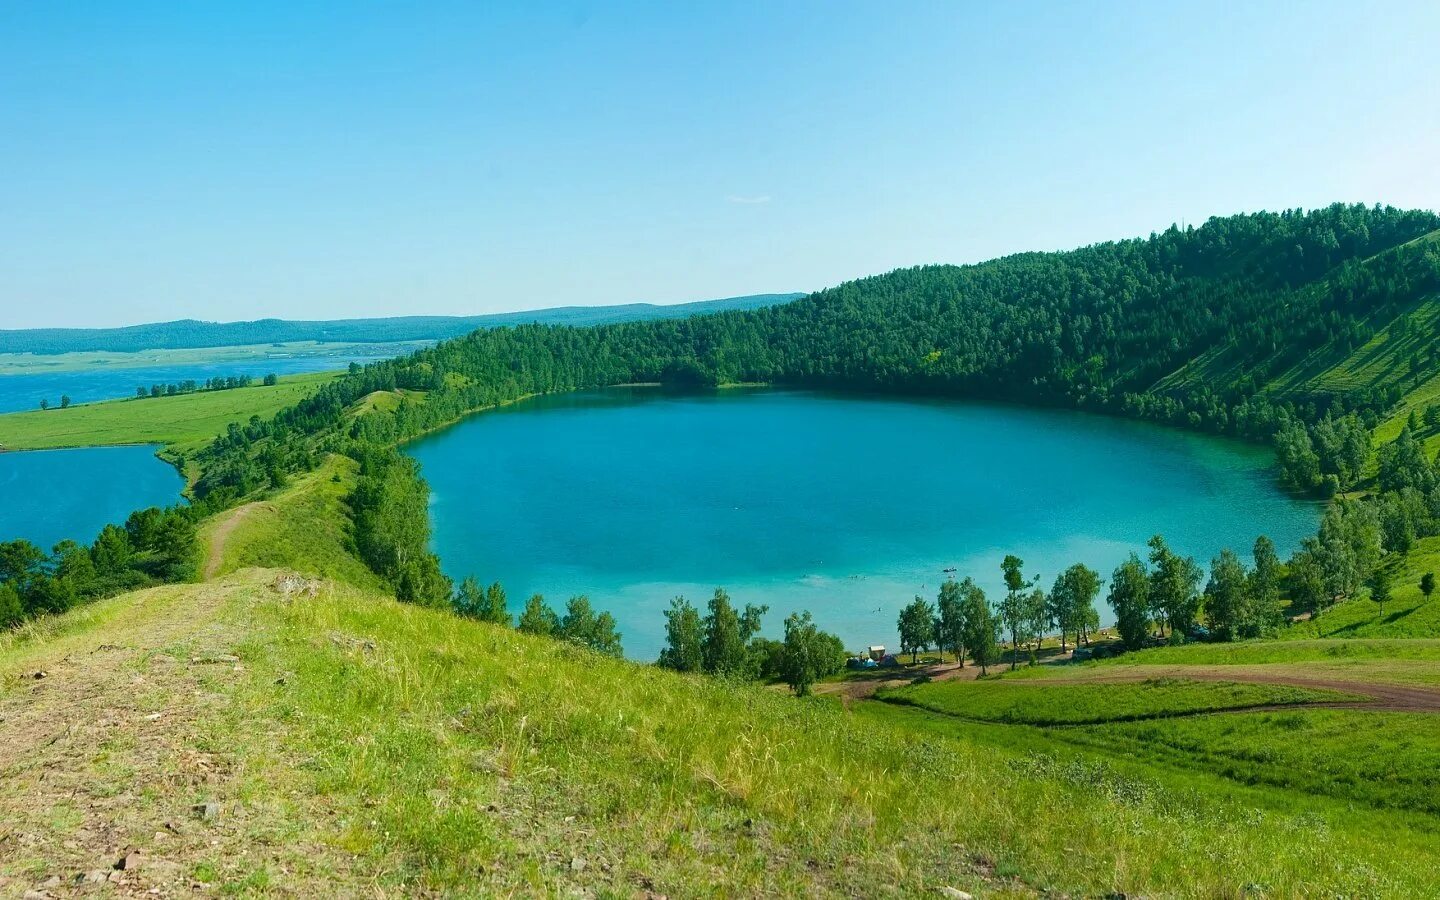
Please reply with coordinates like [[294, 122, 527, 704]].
[[9, 206, 1440, 667], [33, 373, 280, 412]]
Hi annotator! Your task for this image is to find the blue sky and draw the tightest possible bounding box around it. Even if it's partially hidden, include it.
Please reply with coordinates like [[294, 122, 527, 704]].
[[1, 1, 1437, 329]]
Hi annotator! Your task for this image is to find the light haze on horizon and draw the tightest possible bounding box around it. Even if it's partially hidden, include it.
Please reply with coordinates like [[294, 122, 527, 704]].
[[2, 1, 1437, 330]]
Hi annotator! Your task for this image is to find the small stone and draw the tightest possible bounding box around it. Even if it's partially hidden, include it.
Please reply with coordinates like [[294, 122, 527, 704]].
[[144, 712, 162, 721], [115, 847, 143, 870], [938, 890, 973, 900], [83, 870, 108, 884], [569, 856, 587, 872], [23, 890, 49, 900], [29, 671, 47, 680], [193, 802, 221, 822], [40, 875, 62, 888]]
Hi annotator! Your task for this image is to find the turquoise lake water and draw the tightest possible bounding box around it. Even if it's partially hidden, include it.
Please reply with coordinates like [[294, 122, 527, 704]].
[[0, 446, 185, 549], [407, 388, 1323, 660]]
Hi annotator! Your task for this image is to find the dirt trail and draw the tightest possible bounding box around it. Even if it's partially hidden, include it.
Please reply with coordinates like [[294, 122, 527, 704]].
[[201, 501, 270, 579], [0, 573, 354, 897]]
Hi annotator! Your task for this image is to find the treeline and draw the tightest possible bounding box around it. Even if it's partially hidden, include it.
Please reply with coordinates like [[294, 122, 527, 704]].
[[451, 576, 623, 656], [653, 590, 848, 695], [0, 506, 199, 628], [134, 372, 277, 400]]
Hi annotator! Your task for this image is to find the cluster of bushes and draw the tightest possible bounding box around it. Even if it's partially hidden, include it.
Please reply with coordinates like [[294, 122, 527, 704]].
[[0, 506, 199, 628], [655, 589, 847, 695], [452, 576, 623, 657], [1275, 413, 1372, 495]]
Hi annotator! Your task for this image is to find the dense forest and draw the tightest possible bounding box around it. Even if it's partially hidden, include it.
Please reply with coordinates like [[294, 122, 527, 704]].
[[182, 205, 1440, 619], [1, 294, 800, 354]]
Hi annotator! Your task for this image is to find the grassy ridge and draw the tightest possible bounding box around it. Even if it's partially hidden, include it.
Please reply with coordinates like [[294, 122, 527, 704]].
[[6, 571, 1440, 896], [0, 371, 340, 454]]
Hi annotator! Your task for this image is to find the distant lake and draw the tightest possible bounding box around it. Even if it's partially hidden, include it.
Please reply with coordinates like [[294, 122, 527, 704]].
[[407, 388, 1322, 660], [0, 342, 428, 413], [0, 446, 184, 549]]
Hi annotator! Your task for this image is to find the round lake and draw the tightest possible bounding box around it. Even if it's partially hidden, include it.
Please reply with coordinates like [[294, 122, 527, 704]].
[[0, 446, 186, 549], [407, 388, 1322, 659]]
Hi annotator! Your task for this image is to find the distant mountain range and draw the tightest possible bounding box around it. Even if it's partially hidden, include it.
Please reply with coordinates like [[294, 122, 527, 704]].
[[0, 293, 804, 355]]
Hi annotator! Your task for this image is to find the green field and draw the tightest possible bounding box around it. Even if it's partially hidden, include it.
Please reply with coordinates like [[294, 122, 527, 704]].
[[878, 676, 1356, 725], [0, 371, 340, 454]]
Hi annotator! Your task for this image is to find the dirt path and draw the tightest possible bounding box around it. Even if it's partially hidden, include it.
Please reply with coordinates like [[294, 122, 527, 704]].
[[201, 501, 269, 579], [0, 573, 358, 897]]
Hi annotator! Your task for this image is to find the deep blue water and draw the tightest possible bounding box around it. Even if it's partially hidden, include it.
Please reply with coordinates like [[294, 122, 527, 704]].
[[407, 388, 1322, 660], [0, 445, 185, 550], [0, 344, 424, 413]]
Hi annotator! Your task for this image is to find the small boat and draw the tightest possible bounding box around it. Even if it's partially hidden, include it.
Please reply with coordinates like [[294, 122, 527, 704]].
[[942, 567, 956, 573]]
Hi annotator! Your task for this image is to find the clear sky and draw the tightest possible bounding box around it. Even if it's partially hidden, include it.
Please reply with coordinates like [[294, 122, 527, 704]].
[[2, 2, 1437, 329]]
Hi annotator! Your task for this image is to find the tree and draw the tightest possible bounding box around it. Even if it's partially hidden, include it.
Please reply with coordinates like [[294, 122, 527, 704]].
[[263, 373, 279, 386], [897, 595, 936, 663], [1048, 564, 1101, 652], [1022, 587, 1048, 664], [658, 596, 704, 672], [136, 386, 149, 399], [38, 398, 48, 411], [998, 554, 1037, 669], [482, 581, 510, 625], [1204, 548, 1251, 641], [1108, 554, 1151, 650], [1147, 535, 1203, 637], [0, 583, 21, 629], [1275, 419, 1320, 492], [934, 578, 966, 665], [1370, 568, 1392, 619], [1422, 572, 1436, 602], [701, 588, 766, 677], [558, 595, 623, 656], [779, 610, 844, 696], [59, 395, 71, 409], [517, 593, 559, 636], [452, 576, 487, 619], [1249, 536, 1283, 631], [957, 577, 997, 675]]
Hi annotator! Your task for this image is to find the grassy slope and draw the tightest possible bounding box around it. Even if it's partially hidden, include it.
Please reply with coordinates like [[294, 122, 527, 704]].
[[197, 455, 384, 590], [0, 371, 340, 455], [3, 572, 1439, 897]]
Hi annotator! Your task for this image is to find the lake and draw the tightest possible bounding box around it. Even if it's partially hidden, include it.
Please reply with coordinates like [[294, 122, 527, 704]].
[[407, 388, 1322, 660], [0, 446, 185, 549]]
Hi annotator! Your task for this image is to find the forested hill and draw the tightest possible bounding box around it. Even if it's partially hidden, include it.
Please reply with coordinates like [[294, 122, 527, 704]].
[[183, 204, 1440, 607], [0, 293, 802, 355]]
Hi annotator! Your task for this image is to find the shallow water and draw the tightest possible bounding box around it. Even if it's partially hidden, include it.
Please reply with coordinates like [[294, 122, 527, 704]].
[[408, 387, 1322, 659], [0, 445, 185, 549]]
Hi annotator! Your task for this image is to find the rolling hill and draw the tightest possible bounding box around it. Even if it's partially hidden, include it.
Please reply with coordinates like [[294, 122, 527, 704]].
[[0, 294, 803, 355]]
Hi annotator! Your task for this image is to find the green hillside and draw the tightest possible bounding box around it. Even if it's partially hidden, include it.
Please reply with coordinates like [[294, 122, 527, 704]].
[[5, 561, 1440, 897]]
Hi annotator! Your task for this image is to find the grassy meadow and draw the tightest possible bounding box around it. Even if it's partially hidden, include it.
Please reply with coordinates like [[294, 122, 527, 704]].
[[0, 371, 340, 454]]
